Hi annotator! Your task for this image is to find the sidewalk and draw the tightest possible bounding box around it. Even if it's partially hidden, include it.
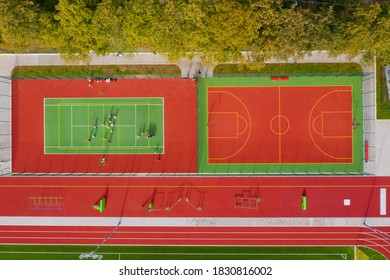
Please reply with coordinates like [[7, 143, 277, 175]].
[[0, 216, 389, 227]]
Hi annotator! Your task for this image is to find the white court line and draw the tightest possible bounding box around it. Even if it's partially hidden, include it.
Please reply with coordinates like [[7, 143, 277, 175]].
[[162, 97, 165, 154], [45, 99, 163, 151], [135, 104, 137, 146], [45, 104, 163, 107], [47, 101, 159, 147], [46, 145, 163, 148], [380, 188, 387, 215], [43, 98, 46, 154], [0, 251, 350, 260], [70, 105, 73, 146], [72, 125, 135, 127]]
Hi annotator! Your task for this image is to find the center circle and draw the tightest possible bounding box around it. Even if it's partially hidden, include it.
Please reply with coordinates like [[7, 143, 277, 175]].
[[270, 115, 290, 135]]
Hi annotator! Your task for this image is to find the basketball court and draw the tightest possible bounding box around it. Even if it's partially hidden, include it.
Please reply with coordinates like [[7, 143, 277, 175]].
[[198, 76, 363, 174]]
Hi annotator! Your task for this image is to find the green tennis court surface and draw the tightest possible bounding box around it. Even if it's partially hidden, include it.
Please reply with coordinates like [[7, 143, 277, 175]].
[[44, 98, 164, 154]]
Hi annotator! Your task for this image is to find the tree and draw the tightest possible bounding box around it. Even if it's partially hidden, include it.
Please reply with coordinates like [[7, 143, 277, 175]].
[[200, 0, 260, 64], [121, 0, 155, 53], [248, 0, 294, 62], [1, 0, 389, 65], [53, 0, 95, 61], [91, 0, 128, 54], [0, 0, 42, 52], [331, 3, 390, 63], [149, 0, 207, 61]]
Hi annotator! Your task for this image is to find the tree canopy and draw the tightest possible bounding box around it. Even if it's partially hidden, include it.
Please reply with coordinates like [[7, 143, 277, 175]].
[[0, 0, 389, 64]]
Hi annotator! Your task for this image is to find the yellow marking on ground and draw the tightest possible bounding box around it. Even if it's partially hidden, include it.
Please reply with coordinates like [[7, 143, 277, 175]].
[[208, 112, 239, 139], [237, 115, 248, 135], [148, 103, 150, 148], [117, 109, 120, 146], [208, 91, 252, 161], [308, 90, 353, 160], [48, 146, 153, 150], [102, 105, 105, 146], [47, 102, 156, 106], [88, 104, 90, 146], [209, 161, 353, 165], [58, 104, 60, 146], [48, 98, 164, 154], [278, 87, 281, 163], [269, 115, 291, 136]]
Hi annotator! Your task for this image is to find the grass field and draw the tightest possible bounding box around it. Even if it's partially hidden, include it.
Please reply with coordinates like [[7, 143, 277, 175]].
[[0, 245, 384, 260], [44, 98, 164, 154]]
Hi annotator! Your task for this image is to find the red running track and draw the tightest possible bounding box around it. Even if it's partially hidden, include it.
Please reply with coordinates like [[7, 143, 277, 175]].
[[0, 176, 388, 217], [0, 176, 389, 258], [0, 226, 389, 259]]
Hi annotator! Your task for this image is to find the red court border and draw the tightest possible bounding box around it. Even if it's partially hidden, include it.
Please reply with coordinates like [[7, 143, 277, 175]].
[[12, 78, 198, 174], [207, 86, 353, 164]]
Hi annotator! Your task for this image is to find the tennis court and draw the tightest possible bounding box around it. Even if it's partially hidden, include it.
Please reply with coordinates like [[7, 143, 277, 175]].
[[12, 78, 198, 174], [198, 76, 363, 174], [44, 98, 164, 154]]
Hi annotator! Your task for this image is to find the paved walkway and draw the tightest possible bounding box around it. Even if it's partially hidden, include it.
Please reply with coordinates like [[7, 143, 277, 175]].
[[0, 51, 388, 175], [1, 216, 389, 226]]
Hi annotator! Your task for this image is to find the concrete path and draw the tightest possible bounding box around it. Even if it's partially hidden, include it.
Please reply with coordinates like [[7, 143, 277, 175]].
[[0, 216, 389, 227], [375, 120, 390, 175]]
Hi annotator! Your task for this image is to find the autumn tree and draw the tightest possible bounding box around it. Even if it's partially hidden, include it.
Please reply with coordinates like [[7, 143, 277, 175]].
[[148, 0, 207, 61], [0, 0, 389, 65], [0, 0, 42, 52], [53, 0, 95, 61], [121, 0, 155, 52], [90, 0, 128, 54], [332, 3, 390, 63]]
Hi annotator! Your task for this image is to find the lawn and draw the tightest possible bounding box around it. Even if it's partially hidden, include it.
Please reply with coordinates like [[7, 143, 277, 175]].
[[0, 245, 385, 260], [213, 63, 363, 75], [11, 64, 181, 78], [376, 59, 390, 119]]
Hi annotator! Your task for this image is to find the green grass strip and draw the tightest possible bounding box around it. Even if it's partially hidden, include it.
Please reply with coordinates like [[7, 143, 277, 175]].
[[214, 63, 363, 75], [11, 64, 181, 79], [357, 247, 387, 260], [0, 245, 361, 260], [376, 60, 390, 119]]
